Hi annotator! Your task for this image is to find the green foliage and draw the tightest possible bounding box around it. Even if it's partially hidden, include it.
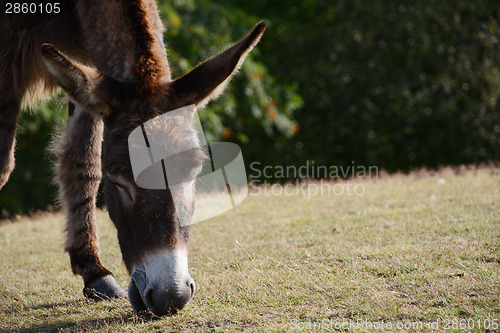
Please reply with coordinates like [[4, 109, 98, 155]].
[[230, 0, 500, 171], [159, 0, 301, 166]]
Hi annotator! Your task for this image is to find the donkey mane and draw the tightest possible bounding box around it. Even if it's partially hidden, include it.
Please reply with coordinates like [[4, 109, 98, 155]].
[[123, 0, 169, 97], [75, 0, 169, 98]]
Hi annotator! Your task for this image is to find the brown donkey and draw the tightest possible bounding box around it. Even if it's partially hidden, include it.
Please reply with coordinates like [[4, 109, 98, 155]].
[[0, 0, 265, 315]]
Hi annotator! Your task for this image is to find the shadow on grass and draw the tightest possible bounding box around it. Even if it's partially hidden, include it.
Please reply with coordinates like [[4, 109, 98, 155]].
[[0, 315, 133, 333], [10, 316, 140, 332], [0, 299, 138, 333], [1, 299, 84, 317]]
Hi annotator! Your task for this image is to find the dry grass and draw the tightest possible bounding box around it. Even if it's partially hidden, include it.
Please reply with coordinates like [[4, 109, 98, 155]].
[[0, 167, 499, 332]]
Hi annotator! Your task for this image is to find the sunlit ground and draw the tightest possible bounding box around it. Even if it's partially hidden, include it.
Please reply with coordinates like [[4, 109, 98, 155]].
[[0, 167, 499, 332]]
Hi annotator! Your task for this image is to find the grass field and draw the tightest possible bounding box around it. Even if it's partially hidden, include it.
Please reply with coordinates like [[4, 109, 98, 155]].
[[0, 167, 499, 332]]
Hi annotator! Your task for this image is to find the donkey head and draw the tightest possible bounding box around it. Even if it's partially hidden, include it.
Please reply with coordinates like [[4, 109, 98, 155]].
[[41, 21, 266, 315]]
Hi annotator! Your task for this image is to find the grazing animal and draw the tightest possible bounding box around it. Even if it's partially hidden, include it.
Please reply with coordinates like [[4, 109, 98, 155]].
[[0, 0, 265, 315]]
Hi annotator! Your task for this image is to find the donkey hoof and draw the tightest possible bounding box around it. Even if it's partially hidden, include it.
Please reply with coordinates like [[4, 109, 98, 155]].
[[83, 274, 128, 300]]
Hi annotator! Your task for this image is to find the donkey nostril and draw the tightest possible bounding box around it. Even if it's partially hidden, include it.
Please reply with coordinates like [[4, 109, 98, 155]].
[[187, 279, 196, 299], [189, 280, 196, 299]]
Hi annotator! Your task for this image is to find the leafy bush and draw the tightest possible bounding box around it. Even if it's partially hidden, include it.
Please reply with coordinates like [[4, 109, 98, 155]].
[[229, 0, 500, 171]]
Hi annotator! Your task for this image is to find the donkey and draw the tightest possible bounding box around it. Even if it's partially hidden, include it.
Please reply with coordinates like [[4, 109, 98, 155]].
[[0, 0, 265, 315]]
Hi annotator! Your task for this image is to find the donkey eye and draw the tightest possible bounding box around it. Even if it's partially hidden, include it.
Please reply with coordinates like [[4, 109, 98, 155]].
[[108, 176, 133, 202]]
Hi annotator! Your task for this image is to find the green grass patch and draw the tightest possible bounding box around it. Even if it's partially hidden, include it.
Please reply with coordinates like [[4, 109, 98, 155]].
[[0, 168, 499, 332]]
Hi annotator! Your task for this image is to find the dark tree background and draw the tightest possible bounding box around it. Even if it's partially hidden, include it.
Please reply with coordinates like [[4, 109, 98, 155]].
[[1, 0, 499, 216]]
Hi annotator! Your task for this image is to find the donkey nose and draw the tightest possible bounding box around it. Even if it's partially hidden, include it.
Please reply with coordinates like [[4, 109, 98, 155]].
[[145, 276, 195, 316]]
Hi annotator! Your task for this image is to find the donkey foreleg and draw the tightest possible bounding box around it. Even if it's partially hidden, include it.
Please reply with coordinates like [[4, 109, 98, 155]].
[[55, 101, 126, 300], [0, 94, 22, 190]]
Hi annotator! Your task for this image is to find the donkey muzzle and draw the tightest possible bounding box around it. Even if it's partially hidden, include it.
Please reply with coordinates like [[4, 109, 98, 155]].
[[128, 250, 195, 316]]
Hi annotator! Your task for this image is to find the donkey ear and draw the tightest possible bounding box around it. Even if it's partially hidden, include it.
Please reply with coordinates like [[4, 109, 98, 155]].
[[170, 21, 266, 108], [41, 43, 114, 115]]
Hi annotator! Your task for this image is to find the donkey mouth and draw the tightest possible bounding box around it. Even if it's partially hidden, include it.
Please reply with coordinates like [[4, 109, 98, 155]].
[[128, 269, 195, 316], [128, 270, 148, 313]]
